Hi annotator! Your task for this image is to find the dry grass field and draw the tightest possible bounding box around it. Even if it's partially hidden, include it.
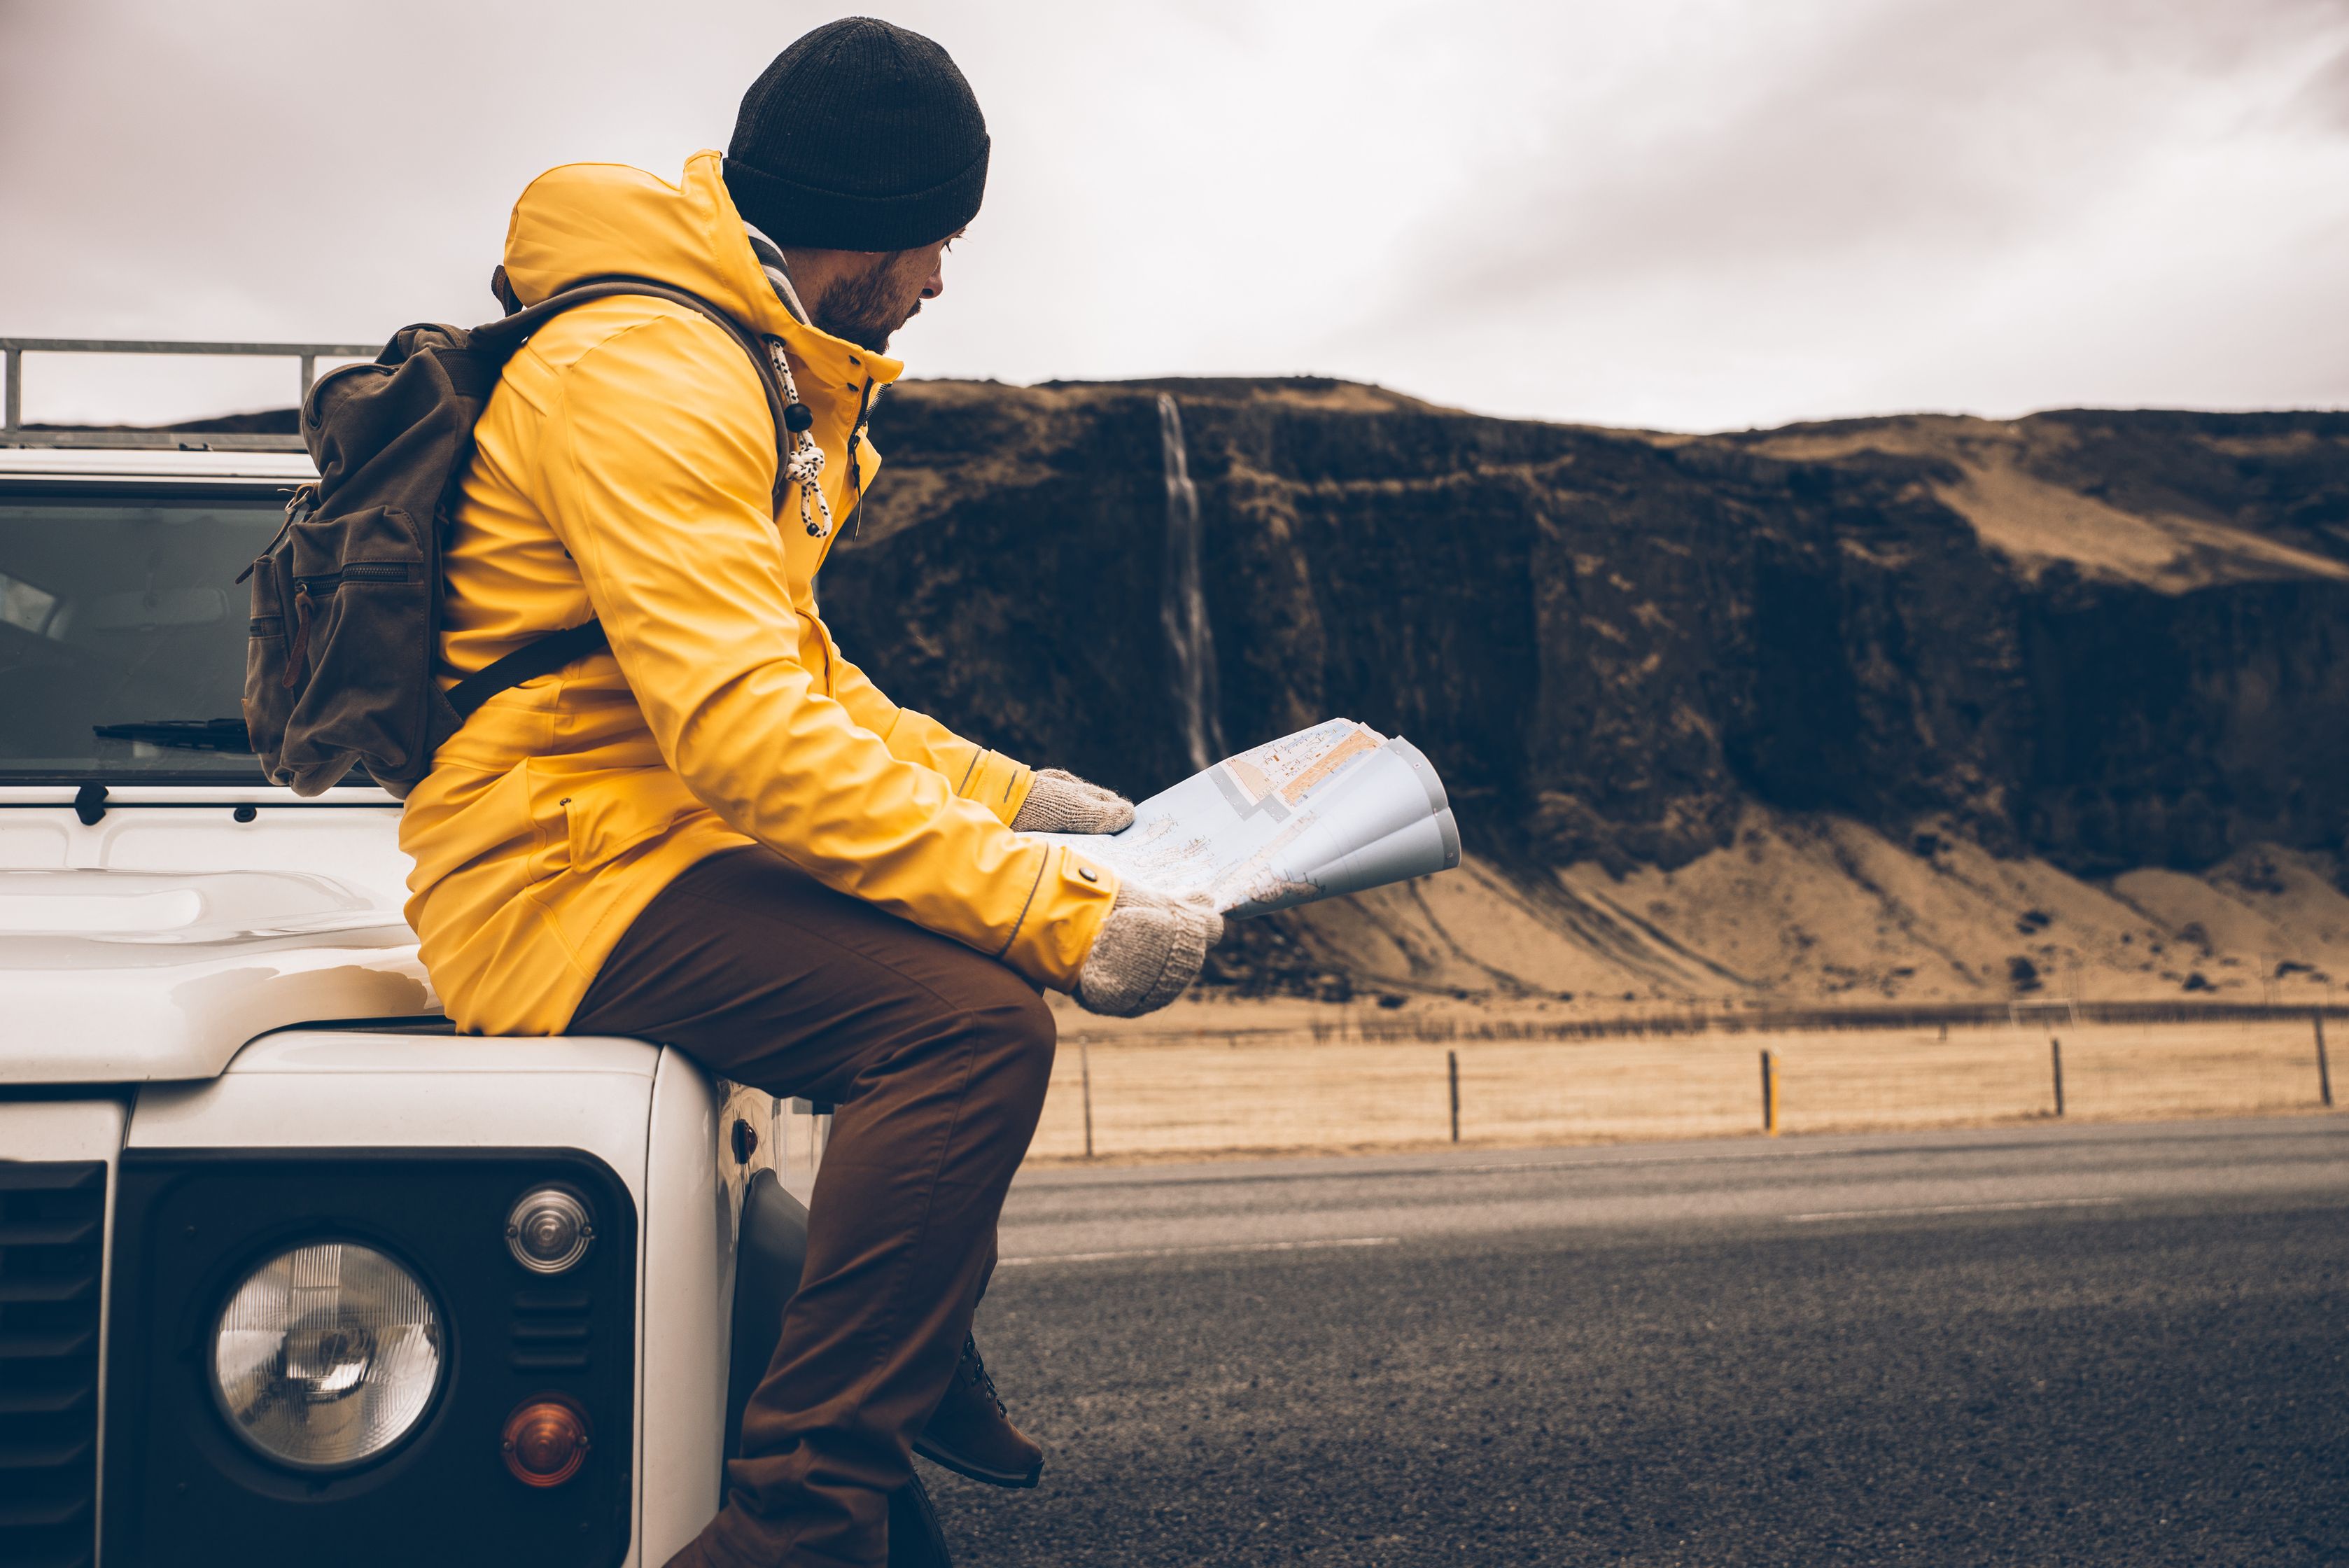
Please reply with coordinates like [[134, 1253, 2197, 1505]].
[[1025, 1010, 2339, 1163]]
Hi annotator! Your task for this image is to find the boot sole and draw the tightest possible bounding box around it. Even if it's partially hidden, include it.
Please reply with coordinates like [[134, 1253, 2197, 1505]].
[[912, 1436, 1042, 1490]]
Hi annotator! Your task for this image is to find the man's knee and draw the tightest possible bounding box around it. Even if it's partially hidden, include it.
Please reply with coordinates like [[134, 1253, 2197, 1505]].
[[960, 981, 1057, 1105]]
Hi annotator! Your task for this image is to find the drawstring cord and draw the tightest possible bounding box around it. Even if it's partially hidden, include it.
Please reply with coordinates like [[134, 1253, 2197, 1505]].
[[746, 220, 839, 540], [764, 340, 836, 540]]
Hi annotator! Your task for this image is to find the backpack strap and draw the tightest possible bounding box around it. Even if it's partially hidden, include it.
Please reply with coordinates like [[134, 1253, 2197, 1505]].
[[447, 619, 613, 720], [472, 275, 794, 512], [449, 277, 792, 718]]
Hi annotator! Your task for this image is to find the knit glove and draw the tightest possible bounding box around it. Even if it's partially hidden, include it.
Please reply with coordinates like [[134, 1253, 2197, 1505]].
[[1075, 882, 1223, 1017], [1013, 769, 1135, 834]]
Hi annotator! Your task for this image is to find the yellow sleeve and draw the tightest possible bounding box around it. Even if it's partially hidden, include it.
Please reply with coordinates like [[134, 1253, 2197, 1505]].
[[533, 312, 1112, 987], [818, 620, 1035, 827]]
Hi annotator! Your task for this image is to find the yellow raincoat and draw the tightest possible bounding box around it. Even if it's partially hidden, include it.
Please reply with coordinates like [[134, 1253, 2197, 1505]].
[[400, 152, 1118, 1035]]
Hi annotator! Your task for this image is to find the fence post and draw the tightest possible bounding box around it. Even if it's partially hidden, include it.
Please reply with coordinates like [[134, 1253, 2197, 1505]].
[[1080, 1039, 1096, 1159], [1447, 1049, 1461, 1143], [2051, 1037, 2065, 1118], [1760, 1049, 1778, 1136], [2318, 1012, 2334, 1111]]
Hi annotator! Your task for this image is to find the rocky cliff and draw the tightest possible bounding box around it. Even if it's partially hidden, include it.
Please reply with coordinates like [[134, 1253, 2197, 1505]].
[[820, 380, 2349, 1005]]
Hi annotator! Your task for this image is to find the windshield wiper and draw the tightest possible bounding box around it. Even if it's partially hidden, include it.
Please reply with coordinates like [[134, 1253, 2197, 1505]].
[[92, 718, 253, 752]]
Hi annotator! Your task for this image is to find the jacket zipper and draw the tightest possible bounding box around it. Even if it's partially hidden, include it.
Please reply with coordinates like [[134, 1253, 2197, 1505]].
[[843, 379, 878, 539]]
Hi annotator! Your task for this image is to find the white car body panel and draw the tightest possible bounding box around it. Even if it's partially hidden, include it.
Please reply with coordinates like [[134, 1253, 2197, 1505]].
[[641, 1051, 729, 1562], [0, 447, 317, 482], [123, 1032, 668, 1567], [127, 1031, 662, 1182], [0, 792, 427, 1082]]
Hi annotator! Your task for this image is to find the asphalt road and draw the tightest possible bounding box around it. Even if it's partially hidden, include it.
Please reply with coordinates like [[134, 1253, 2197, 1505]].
[[925, 1117, 2349, 1567]]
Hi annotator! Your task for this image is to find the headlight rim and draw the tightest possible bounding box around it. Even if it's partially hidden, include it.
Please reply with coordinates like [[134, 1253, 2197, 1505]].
[[204, 1233, 452, 1476]]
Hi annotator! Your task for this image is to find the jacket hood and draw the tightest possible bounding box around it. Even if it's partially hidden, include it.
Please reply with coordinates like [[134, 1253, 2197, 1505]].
[[500, 151, 902, 387]]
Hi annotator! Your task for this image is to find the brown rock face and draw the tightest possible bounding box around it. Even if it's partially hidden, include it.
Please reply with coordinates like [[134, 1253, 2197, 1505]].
[[820, 379, 2349, 999]]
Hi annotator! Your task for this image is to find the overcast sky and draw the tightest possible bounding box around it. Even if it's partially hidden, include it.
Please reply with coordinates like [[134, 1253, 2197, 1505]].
[[4, 0, 2347, 432]]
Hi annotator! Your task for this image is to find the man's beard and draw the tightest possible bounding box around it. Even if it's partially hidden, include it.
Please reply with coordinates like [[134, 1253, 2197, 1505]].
[[813, 254, 923, 352]]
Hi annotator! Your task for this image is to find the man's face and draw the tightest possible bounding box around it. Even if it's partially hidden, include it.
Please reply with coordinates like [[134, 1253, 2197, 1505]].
[[811, 235, 953, 353]]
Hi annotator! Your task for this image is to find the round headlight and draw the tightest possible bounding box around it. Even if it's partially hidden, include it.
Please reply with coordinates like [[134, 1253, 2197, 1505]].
[[505, 1186, 593, 1275], [210, 1241, 444, 1471]]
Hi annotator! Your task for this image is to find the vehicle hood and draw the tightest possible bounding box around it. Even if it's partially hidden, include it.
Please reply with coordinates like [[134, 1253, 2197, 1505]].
[[0, 869, 434, 1083]]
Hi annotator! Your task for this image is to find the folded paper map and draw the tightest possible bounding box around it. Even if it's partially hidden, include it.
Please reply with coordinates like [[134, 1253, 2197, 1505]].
[[1028, 719, 1461, 916]]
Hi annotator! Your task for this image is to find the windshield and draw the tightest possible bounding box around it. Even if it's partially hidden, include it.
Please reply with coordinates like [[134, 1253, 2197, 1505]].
[[0, 484, 314, 784]]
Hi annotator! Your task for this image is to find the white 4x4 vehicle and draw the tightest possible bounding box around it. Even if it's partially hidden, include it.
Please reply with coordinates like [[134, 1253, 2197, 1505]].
[[0, 342, 939, 1566]]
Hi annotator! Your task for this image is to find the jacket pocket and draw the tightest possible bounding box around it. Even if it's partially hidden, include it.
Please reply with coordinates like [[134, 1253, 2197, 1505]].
[[560, 778, 690, 873]]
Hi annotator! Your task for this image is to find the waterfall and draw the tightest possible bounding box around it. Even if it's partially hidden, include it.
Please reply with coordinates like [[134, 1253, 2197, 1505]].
[[1158, 393, 1227, 771]]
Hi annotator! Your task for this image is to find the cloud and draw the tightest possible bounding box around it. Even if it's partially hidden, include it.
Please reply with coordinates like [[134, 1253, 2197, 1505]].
[[3, 0, 2346, 430], [1318, 0, 2349, 426], [1669, 4, 2315, 267]]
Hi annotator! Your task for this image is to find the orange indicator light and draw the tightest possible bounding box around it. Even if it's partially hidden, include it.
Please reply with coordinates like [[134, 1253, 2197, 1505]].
[[501, 1396, 591, 1487]]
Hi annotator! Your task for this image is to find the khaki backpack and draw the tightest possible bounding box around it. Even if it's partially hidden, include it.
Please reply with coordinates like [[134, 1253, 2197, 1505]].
[[240, 276, 790, 797]]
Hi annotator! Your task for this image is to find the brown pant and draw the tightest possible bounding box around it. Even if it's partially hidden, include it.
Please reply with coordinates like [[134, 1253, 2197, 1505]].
[[570, 846, 1056, 1567]]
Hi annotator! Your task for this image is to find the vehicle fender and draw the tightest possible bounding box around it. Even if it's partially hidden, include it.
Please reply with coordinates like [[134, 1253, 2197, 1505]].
[[724, 1168, 808, 1458]]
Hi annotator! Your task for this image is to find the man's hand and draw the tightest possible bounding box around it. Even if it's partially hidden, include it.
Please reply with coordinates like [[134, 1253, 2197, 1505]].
[[1013, 769, 1135, 834], [1075, 881, 1222, 1017]]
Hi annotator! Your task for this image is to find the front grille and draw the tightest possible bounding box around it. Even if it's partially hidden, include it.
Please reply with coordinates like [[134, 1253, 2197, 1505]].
[[0, 1161, 104, 1568], [511, 1285, 593, 1373]]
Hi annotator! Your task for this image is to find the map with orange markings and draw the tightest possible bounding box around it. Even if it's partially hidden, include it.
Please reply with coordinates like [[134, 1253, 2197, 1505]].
[[1028, 719, 1460, 916]]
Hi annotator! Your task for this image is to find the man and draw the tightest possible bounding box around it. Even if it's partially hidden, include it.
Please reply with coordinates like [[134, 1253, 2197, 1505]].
[[398, 18, 1221, 1564]]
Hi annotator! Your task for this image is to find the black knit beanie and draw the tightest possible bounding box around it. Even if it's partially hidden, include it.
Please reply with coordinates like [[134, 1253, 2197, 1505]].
[[724, 17, 989, 253]]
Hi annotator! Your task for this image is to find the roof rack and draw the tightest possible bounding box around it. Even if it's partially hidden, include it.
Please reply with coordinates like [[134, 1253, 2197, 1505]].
[[1, 335, 379, 451]]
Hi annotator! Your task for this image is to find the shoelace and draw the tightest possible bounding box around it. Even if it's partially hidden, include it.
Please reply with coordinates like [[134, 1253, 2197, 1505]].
[[962, 1335, 1007, 1417]]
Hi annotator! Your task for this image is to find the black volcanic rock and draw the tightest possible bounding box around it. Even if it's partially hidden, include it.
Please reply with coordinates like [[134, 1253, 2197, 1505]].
[[822, 382, 2349, 892]]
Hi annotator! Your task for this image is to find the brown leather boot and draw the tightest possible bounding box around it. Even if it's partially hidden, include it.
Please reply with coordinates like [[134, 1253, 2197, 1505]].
[[913, 1334, 1043, 1488]]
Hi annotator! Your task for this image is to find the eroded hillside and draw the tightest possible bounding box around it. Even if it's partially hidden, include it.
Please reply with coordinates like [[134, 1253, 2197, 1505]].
[[816, 381, 2349, 1006]]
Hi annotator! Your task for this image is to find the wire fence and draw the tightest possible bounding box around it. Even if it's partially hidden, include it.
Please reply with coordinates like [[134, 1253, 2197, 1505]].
[[1025, 1011, 2339, 1162]]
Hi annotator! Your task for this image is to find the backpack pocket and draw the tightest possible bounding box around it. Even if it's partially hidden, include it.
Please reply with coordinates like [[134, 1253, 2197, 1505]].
[[272, 505, 435, 794], [242, 545, 300, 783]]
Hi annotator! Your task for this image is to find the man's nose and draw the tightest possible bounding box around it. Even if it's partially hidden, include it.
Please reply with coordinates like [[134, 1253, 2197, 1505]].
[[921, 265, 945, 301]]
